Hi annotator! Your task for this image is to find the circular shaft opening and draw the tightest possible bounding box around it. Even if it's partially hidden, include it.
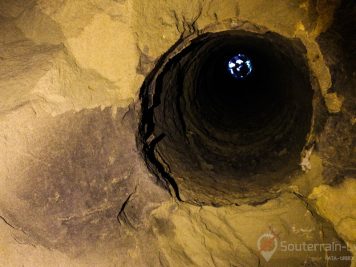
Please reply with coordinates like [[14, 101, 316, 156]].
[[140, 30, 314, 205]]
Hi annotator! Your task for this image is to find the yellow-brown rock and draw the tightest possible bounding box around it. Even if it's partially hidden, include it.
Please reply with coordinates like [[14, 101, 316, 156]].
[[0, 0, 354, 266]]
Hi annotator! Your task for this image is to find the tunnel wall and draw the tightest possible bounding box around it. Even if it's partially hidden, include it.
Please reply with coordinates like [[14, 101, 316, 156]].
[[139, 28, 316, 205], [0, 0, 355, 266]]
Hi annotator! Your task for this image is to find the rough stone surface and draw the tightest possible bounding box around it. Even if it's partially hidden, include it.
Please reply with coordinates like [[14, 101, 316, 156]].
[[151, 193, 350, 267], [309, 178, 356, 267], [0, 104, 170, 265], [0, 0, 355, 266]]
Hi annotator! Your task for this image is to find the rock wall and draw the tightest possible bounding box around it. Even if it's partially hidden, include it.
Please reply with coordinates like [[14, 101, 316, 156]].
[[0, 0, 355, 266]]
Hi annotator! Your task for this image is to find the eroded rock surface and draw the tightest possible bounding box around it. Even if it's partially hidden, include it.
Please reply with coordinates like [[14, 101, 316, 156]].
[[0, 0, 355, 266]]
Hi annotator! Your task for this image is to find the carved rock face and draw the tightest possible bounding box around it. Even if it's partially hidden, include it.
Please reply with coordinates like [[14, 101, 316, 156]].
[[0, 0, 355, 266]]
